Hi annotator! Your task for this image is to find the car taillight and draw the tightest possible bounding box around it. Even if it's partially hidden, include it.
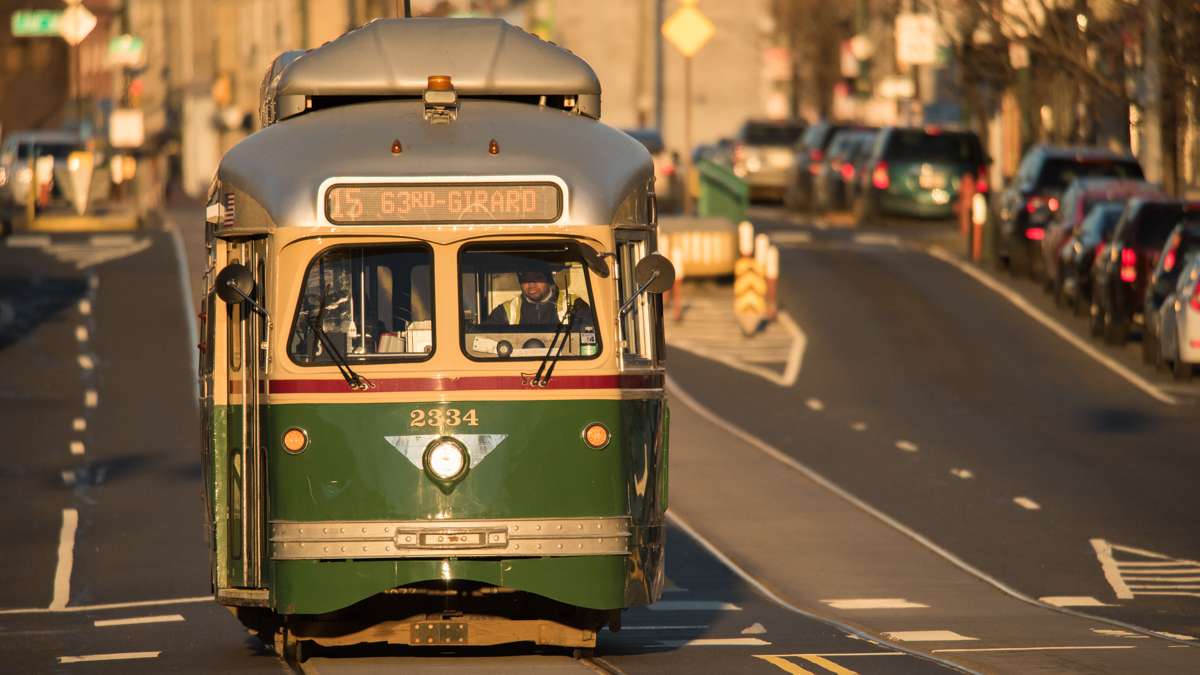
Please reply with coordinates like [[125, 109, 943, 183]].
[[840, 162, 855, 181], [1191, 284, 1200, 312], [1119, 248, 1137, 283], [1026, 227, 1045, 241], [1164, 249, 1176, 272], [1095, 242, 1106, 258], [872, 161, 890, 190], [975, 166, 988, 193], [1025, 196, 1043, 213], [809, 148, 823, 162]]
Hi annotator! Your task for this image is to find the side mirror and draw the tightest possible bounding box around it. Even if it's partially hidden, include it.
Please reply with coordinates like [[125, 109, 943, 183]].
[[215, 263, 256, 305], [574, 242, 610, 278], [635, 252, 676, 293]]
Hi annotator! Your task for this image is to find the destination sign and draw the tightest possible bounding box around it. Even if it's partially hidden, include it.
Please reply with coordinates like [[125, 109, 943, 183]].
[[325, 183, 562, 224]]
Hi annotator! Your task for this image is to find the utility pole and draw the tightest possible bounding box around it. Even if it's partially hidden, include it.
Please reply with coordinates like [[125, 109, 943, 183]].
[[1142, 0, 1163, 185], [654, 0, 664, 131]]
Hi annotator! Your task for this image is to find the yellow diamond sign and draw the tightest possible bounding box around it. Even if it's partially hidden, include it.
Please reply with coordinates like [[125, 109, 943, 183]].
[[662, 3, 715, 58]]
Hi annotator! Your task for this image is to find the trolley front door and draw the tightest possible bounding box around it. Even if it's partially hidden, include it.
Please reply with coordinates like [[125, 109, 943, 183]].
[[225, 238, 269, 589]]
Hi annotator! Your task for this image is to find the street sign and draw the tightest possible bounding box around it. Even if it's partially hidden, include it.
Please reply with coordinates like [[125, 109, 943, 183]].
[[107, 34, 146, 68], [11, 10, 63, 37], [109, 108, 145, 148], [661, 0, 714, 59], [59, 4, 97, 47], [895, 13, 940, 67]]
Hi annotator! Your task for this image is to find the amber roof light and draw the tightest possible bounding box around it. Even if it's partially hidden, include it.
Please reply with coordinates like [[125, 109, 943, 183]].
[[427, 75, 453, 91]]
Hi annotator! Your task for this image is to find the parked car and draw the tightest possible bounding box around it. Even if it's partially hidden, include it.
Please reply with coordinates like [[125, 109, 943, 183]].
[[622, 128, 682, 213], [814, 128, 876, 212], [1042, 178, 1162, 291], [785, 120, 857, 211], [1144, 221, 1200, 366], [732, 119, 806, 202], [1058, 202, 1125, 314], [996, 145, 1143, 276], [0, 129, 87, 213], [1091, 197, 1200, 344], [1157, 251, 1200, 380], [855, 126, 986, 224]]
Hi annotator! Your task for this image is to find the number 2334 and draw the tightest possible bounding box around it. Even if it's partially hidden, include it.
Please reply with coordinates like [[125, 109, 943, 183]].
[[409, 408, 479, 428]]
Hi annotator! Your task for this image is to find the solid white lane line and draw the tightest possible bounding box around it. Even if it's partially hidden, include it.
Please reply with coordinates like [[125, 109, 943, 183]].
[[75, 326, 88, 342], [1091, 538, 1134, 600], [0, 595, 212, 616], [1091, 628, 1148, 639], [895, 440, 919, 452], [883, 630, 976, 642], [165, 221, 200, 385], [1013, 496, 1042, 511], [58, 651, 160, 664], [950, 468, 974, 480], [7, 234, 51, 247], [84, 390, 98, 408], [77, 355, 94, 370], [931, 645, 1135, 654], [822, 598, 929, 610], [805, 398, 825, 412], [94, 614, 185, 627], [927, 246, 1177, 405], [649, 601, 742, 611], [854, 233, 901, 247], [850, 421, 868, 431], [69, 441, 85, 456], [77, 299, 91, 315], [650, 637, 770, 647], [1039, 596, 1112, 607], [50, 509, 78, 610], [72, 417, 86, 432]]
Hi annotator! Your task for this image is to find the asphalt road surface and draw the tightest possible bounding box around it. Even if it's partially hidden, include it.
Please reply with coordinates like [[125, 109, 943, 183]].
[[2, 203, 1198, 673]]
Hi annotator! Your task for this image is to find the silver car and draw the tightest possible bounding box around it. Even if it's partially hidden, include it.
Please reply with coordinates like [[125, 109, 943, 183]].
[[1158, 251, 1200, 381]]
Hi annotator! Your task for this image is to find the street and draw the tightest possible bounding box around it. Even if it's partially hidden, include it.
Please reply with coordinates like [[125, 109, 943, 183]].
[[0, 203, 1196, 672]]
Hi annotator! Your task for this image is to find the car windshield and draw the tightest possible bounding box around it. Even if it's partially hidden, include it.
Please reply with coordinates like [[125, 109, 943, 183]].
[[288, 245, 434, 364], [743, 123, 804, 146], [459, 242, 599, 361], [1036, 158, 1143, 191], [884, 130, 981, 164], [1080, 204, 1125, 243]]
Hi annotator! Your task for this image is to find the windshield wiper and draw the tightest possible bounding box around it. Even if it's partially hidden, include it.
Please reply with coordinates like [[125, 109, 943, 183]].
[[307, 319, 373, 391], [530, 303, 576, 387]]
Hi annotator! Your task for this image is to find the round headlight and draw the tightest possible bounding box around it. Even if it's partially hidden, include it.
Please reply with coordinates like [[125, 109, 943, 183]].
[[282, 428, 309, 454], [424, 438, 468, 481], [582, 423, 610, 449]]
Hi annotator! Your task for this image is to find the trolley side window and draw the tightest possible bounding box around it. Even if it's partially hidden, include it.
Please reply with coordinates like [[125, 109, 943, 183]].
[[288, 244, 434, 365], [458, 242, 600, 361], [617, 235, 656, 365]]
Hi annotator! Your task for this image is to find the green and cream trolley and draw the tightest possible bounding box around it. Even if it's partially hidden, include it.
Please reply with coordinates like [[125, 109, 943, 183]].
[[199, 18, 673, 659]]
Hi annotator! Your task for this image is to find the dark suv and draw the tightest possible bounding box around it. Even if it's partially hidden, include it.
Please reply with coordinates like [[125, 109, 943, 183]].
[[786, 121, 856, 211], [1092, 198, 1200, 344], [855, 126, 986, 223], [996, 146, 1143, 276]]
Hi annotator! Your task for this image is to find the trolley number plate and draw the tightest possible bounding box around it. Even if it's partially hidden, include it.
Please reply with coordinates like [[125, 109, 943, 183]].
[[411, 621, 468, 645], [409, 408, 479, 427], [325, 183, 562, 224]]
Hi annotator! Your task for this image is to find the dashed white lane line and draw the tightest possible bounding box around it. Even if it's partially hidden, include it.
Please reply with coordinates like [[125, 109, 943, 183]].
[[77, 299, 91, 316], [805, 398, 825, 412], [741, 622, 767, 635], [58, 651, 161, 664], [84, 390, 98, 408], [72, 417, 86, 432], [950, 468, 974, 480], [617, 625, 708, 631], [895, 440, 919, 453], [0, 595, 212, 616], [50, 509, 78, 610], [853, 233, 901, 247], [77, 355, 94, 371], [1013, 496, 1042, 511], [822, 598, 929, 610], [1092, 628, 1149, 639], [650, 637, 770, 647], [932, 645, 1135, 654], [7, 234, 51, 247], [883, 630, 976, 642], [850, 421, 867, 432], [927, 246, 1177, 405], [69, 441, 85, 456], [94, 614, 185, 628], [74, 326, 88, 342], [770, 231, 813, 245], [649, 601, 742, 611], [1039, 596, 1113, 607]]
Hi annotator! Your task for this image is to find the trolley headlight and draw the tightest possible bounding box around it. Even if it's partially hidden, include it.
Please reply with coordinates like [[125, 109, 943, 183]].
[[424, 437, 468, 481], [282, 427, 309, 454], [582, 423, 610, 449]]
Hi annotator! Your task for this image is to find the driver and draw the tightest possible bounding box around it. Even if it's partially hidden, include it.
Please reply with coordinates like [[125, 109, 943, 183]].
[[488, 262, 592, 326]]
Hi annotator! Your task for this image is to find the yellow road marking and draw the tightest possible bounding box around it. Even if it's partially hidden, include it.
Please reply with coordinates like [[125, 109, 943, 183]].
[[754, 655, 817, 674]]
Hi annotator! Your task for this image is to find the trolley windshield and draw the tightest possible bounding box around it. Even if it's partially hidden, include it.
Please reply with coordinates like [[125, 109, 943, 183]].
[[288, 244, 434, 364], [459, 242, 600, 360]]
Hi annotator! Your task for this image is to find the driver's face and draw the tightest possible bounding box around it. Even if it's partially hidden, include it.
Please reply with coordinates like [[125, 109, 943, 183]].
[[518, 272, 552, 302]]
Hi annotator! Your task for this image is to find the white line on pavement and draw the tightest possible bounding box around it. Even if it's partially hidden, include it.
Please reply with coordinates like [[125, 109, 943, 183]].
[[950, 468, 974, 480], [166, 221, 201, 393], [75, 326, 88, 342], [854, 233, 901, 247], [822, 598, 929, 610], [850, 421, 868, 431], [50, 509, 78, 610], [0, 595, 212, 616], [84, 389, 98, 408], [616, 625, 709, 631], [650, 638, 770, 647], [69, 441, 84, 456], [927, 246, 1177, 405], [805, 398, 825, 411], [72, 417, 86, 431], [1039, 596, 1113, 607], [649, 601, 742, 611], [895, 440, 919, 452], [1091, 539, 1134, 600], [94, 614, 185, 628], [58, 651, 161, 664], [77, 299, 91, 315], [77, 355, 94, 370], [931, 645, 1135, 654], [1013, 496, 1042, 511], [883, 630, 977, 642]]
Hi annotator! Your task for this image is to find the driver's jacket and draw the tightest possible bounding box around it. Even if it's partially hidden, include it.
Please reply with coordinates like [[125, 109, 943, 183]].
[[498, 289, 580, 325]]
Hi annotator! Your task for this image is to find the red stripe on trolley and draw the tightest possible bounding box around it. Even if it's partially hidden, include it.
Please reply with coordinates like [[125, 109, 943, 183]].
[[267, 374, 663, 394]]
